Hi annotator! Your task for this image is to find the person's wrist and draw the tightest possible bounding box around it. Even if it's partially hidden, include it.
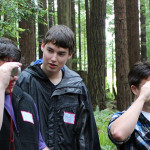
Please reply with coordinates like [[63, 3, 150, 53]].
[[137, 94, 148, 103]]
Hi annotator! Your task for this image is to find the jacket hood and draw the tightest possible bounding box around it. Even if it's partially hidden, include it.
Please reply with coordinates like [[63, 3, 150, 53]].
[[25, 64, 47, 80], [24, 64, 83, 88]]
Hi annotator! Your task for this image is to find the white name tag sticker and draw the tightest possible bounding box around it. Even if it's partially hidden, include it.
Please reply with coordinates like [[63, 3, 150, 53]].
[[21, 111, 34, 124], [63, 111, 76, 124]]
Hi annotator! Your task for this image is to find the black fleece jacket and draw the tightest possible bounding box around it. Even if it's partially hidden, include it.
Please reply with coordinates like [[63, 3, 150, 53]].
[[16, 64, 101, 150], [0, 85, 39, 150]]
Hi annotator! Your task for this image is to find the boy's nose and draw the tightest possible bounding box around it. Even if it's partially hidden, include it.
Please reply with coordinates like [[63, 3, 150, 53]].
[[51, 54, 57, 61]]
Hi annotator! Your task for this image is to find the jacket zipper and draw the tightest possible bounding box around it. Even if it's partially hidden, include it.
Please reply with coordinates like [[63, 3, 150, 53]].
[[54, 96, 57, 150]]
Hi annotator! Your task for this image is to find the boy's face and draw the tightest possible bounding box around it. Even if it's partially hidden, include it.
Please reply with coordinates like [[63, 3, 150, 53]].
[[132, 76, 150, 98], [41, 42, 72, 75], [0, 58, 18, 94]]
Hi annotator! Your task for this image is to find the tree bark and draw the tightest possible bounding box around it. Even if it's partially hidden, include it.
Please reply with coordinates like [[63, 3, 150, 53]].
[[140, 0, 147, 61], [89, 0, 106, 110], [78, 0, 82, 70], [126, 0, 140, 68], [114, 0, 132, 110], [19, 18, 36, 70], [57, 0, 72, 69], [71, 0, 77, 71], [38, 0, 48, 59], [48, 0, 55, 28]]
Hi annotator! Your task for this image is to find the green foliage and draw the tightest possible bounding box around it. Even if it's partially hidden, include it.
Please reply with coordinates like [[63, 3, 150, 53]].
[[0, 0, 49, 39], [94, 107, 117, 150], [106, 0, 114, 17], [95, 76, 117, 150], [105, 78, 115, 100], [0, 0, 18, 38]]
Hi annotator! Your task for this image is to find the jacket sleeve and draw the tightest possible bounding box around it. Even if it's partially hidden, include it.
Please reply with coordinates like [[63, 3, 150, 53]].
[[75, 86, 101, 150], [17, 72, 48, 149], [16, 71, 31, 94]]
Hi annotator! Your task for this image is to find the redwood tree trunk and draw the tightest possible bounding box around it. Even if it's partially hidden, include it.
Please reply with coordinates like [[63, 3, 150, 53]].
[[71, 0, 77, 71], [48, 0, 55, 28], [38, 0, 48, 59], [126, 0, 140, 68], [57, 0, 72, 69], [78, 0, 82, 70], [140, 0, 147, 61], [19, 18, 36, 70], [89, 0, 106, 110], [114, 0, 132, 110]]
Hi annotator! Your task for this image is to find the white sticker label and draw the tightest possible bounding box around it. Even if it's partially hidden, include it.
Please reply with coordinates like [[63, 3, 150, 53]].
[[63, 111, 76, 124], [21, 111, 34, 124]]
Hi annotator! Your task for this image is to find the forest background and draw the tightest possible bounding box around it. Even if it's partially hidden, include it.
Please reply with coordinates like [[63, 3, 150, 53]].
[[0, 0, 149, 149]]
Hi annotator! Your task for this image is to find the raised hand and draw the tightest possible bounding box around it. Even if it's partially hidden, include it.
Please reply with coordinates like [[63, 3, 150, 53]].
[[139, 81, 150, 103], [0, 62, 22, 90]]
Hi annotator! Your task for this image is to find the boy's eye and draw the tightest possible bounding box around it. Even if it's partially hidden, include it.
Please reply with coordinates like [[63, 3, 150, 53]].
[[59, 53, 64, 56], [58, 52, 66, 56], [47, 48, 53, 52]]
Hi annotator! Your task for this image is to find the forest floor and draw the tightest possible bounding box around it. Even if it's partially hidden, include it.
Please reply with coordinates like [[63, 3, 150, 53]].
[[94, 99, 117, 150]]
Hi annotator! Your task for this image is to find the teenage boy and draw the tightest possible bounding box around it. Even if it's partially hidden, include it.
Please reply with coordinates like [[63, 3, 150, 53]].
[[0, 37, 49, 150], [108, 61, 150, 149], [16, 25, 101, 150]]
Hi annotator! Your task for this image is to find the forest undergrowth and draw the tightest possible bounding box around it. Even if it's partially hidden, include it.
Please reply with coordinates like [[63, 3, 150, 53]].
[[94, 97, 117, 150]]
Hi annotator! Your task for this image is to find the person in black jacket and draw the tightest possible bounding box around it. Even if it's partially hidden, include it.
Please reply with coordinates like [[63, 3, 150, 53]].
[[16, 25, 101, 150], [0, 37, 49, 150]]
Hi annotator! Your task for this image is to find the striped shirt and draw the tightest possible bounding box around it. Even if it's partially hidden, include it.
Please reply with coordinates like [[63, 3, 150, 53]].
[[108, 109, 150, 150]]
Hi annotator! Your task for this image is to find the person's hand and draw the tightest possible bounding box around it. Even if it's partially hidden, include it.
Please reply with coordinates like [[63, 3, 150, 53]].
[[139, 81, 150, 102], [42, 146, 50, 150], [0, 62, 22, 90]]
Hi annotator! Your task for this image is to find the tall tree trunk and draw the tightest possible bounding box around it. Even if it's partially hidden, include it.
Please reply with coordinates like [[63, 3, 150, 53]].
[[111, 43, 117, 100], [147, 0, 150, 60], [48, 0, 55, 28], [140, 0, 147, 61], [85, 0, 90, 90], [18, 1, 36, 70], [84, 27, 87, 71], [85, 0, 90, 68], [89, 0, 106, 110], [85, 0, 90, 46], [126, 0, 140, 68], [114, 0, 132, 110], [78, 0, 82, 70], [57, 0, 72, 69], [71, 0, 77, 71], [19, 18, 36, 70], [85, 0, 90, 77], [57, 0, 71, 26], [38, 0, 48, 59]]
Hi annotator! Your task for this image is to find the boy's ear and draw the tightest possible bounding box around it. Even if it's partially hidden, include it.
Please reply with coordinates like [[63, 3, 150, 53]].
[[68, 54, 73, 60], [131, 85, 138, 95], [41, 42, 45, 52]]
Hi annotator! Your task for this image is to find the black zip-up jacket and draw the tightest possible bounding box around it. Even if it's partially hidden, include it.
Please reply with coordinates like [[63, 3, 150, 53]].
[[16, 64, 101, 150], [0, 85, 39, 150]]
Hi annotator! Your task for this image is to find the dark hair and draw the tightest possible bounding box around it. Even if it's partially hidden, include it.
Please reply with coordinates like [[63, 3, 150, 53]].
[[43, 25, 75, 54], [0, 37, 21, 62], [128, 61, 150, 88]]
